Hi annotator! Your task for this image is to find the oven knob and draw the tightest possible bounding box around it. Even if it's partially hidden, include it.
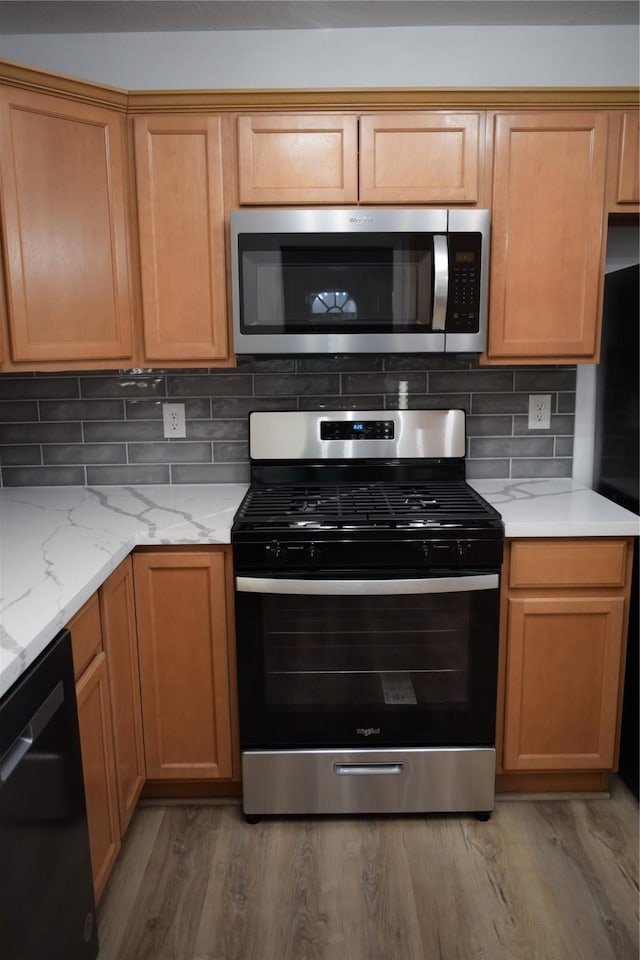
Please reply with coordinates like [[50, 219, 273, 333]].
[[419, 542, 430, 562], [265, 541, 285, 565], [306, 543, 322, 566], [457, 540, 471, 561]]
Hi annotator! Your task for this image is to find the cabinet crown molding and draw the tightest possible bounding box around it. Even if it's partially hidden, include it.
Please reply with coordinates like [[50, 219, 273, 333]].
[[0, 59, 638, 111]]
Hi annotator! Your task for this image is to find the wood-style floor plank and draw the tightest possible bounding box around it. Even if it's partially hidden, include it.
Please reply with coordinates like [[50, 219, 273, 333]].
[[97, 779, 639, 960]]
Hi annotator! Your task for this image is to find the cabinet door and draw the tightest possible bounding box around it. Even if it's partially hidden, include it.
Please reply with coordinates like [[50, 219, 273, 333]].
[[237, 114, 358, 204], [133, 550, 233, 780], [100, 557, 145, 834], [607, 110, 640, 210], [359, 113, 481, 204], [134, 114, 230, 362], [488, 112, 608, 362], [0, 87, 133, 363], [504, 596, 625, 771], [76, 651, 121, 901]]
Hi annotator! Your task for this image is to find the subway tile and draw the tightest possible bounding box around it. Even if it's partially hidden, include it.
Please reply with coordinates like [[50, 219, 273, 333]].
[[408, 394, 472, 412], [236, 358, 297, 373], [0, 401, 39, 422], [342, 373, 426, 395], [511, 459, 573, 478], [0, 445, 43, 466], [429, 369, 514, 393], [471, 392, 530, 414], [470, 436, 554, 458], [168, 374, 253, 396], [171, 463, 251, 484], [0, 377, 79, 399], [557, 392, 576, 413], [0, 422, 82, 444], [84, 420, 165, 442], [40, 399, 125, 421], [43, 443, 127, 465], [384, 355, 474, 372], [465, 459, 511, 479], [2, 466, 86, 486], [86, 464, 170, 484], [189, 420, 248, 441], [466, 415, 513, 437], [128, 441, 213, 464], [555, 436, 574, 457], [514, 368, 577, 392], [255, 374, 340, 396], [80, 375, 166, 398], [212, 441, 249, 463]]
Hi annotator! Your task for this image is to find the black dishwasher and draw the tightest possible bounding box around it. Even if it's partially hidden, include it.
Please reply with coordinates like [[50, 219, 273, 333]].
[[0, 629, 98, 960]]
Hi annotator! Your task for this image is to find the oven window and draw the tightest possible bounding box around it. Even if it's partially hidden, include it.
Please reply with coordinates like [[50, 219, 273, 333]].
[[238, 233, 433, 335], [263, 594, 468, 708], [236, 582, 499, 749]]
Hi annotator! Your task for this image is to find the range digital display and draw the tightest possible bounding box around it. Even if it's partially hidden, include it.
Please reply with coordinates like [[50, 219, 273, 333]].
[[320, 420, 394, 440]]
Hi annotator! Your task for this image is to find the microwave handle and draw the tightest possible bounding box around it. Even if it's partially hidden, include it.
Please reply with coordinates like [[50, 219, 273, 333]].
[[432, 235, 449, 332]]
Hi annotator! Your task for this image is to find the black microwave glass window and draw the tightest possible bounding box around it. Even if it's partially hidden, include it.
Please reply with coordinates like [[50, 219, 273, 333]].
[[238, 232, 434, 335]]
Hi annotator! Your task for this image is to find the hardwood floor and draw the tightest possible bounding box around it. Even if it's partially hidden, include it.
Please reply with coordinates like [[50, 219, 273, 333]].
[[97, 778, 639, 960]]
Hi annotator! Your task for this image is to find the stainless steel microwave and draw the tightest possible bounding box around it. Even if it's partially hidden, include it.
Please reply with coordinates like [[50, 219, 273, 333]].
[[230, 207, 490, 355]]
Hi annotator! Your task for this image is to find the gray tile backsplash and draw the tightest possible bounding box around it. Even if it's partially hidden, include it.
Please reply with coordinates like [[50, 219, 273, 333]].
[[0, 358, 576, 486]]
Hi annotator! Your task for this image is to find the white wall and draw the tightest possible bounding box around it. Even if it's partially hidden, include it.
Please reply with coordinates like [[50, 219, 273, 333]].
[[0, 25, 638, 88]]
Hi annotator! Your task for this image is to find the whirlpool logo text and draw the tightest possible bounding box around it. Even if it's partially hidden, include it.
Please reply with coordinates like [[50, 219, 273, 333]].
[[356, 727, 381, 736]]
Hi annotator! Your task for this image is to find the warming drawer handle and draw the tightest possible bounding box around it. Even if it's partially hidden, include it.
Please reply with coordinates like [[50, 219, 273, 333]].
[[235, 574, 499, 596], [0, 681, 64, 786], [334, 762, 404, 776]]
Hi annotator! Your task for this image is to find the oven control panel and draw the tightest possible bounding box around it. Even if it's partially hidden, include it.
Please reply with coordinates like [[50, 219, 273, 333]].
[[320, 420, 394, 441]]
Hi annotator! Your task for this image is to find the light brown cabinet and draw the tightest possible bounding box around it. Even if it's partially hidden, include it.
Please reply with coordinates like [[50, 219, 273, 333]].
[[487, 111, 609, 364], [133, 114, 232, 363], [498, 538, 632, 788], [68, 595, 120, 902], [236, 111, 483, 205], [607, 110, 640, 211], [0, 87, 134, 367], [100, 557, 145, 834], [133, 548, 236, 781]]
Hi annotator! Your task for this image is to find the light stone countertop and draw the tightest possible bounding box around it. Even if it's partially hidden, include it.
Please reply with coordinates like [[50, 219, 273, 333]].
[[1, 479, 638, 698]]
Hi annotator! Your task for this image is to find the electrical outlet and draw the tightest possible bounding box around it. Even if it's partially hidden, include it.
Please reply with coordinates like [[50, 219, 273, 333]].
[[162, 402, 186, 439], [528, 394, 552, 430]]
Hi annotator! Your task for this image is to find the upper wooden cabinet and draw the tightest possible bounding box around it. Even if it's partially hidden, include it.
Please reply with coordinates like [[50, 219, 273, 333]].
[[359, 113, 482, 204], [607, 110, 640, 211], [0, 87, 134, 365], [236, 112, 483, 205], [237, 114, 359, 204], [487, 111, 609, 364], [133, 114, 231, 363]]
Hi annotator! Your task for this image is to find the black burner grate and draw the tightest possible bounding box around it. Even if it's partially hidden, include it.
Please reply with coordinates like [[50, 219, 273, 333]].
[[235, 481, 497, 529]]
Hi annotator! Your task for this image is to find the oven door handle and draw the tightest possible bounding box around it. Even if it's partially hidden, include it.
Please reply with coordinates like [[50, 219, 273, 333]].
[[235, 574, 498, 595]]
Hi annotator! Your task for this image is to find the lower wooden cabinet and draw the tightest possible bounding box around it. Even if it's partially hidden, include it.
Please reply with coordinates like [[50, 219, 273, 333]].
[[100, 556, 145, 833], [69, 596, 120, 902], [133, 548, 236, 781], [498, 538, 633, 788]]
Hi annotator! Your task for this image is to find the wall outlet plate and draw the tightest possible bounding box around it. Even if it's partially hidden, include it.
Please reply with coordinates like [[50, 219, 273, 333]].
[[528, 394, 552, 430], [162, 402, 187, 438]]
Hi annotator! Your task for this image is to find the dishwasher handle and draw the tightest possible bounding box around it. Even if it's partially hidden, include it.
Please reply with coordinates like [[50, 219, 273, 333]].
[[0, 681, 64, 786]]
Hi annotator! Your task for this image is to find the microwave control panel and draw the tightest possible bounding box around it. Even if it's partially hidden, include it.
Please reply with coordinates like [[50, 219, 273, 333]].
[[447, 233, 482, 333]]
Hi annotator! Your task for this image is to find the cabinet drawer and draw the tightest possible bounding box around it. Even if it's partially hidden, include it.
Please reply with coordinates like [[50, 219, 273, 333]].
[[68, 593, 103, 680], [509, 539, 629, 589]]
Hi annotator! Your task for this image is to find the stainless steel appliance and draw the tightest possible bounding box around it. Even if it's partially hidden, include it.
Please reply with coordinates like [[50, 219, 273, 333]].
[[232, 409, 504, 820], [231, 208, 489, 354], [0, 629, 98, 959]]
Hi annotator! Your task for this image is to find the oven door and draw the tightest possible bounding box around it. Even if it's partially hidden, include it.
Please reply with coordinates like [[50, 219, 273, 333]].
[[235, 570, 499, 750]]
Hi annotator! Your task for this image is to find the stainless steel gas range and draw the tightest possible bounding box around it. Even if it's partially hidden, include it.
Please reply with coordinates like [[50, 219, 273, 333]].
[[231, 409, 504, 821]]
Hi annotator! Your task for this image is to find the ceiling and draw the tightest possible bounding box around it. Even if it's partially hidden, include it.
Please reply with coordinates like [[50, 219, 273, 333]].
[[0, 1, 638, 34]]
